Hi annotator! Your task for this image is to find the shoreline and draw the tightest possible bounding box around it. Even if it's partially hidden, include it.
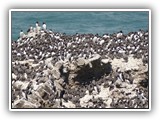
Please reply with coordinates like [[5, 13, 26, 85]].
[[12, 29, 149, 41]]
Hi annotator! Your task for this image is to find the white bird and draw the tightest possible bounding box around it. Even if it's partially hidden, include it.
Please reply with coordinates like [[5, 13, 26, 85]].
[[99, 39, 105, 45], [51, 52, 56, 56], [36, 21, 39, 28], [49, 45, 53, 50], [93, 36, 98, 43], [117, 31, 123, 38], [20, 30, 25, 38], [33, 27, 36, 33], [66, 52, 72, 60], [83, 54, 87, 59], [17, 53, 21, 56], [35, 21, 41, 34], [34, 56, 38, 59], [29, 26, 33, 33], [127, 45, 131, 50], [39, 51, 42, 56], [42, 22, 47, 30], [54, 35, 60, 40], [23, 51, 26, 55], [75, 37, 79, 41], [103, 34, 110, 39], [67, 42, 72, 48]]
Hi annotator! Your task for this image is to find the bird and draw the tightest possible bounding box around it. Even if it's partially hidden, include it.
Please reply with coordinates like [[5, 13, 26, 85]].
[[36, 21, 39, 28], [19, 30, 25, 38], [42, 22, 47, 30]]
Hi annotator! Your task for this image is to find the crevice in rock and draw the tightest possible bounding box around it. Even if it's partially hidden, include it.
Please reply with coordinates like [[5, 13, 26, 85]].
[[74, 61, 112, 85]]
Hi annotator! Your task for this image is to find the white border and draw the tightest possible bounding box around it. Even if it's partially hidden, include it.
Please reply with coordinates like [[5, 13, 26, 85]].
[[9, 9, 151, 111], [10, 9, 150, 11], [9, 9, 12, 111]]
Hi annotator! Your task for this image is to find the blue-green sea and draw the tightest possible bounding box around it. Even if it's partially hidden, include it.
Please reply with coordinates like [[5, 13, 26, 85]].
[[11, 11, 149, 40]]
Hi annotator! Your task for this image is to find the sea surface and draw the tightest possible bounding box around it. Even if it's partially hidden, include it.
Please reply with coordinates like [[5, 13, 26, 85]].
[[11, 11, 149, 40]]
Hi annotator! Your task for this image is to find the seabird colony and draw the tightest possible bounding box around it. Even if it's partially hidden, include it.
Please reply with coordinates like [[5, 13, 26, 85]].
[[12, 22, 149, 108]]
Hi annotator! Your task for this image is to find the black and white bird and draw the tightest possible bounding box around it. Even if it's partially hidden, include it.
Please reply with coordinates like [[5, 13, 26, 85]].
[[42, 22, 47, 30], [116, 67, 125, 82], [20, 30, 25, 38], [117, 31, 123, 38], [36, 21, 39, 28]]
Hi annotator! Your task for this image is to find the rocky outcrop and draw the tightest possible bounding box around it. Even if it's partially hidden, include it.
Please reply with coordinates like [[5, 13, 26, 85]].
[[11, 29, 149, 109], [12, 54, 148, 108]]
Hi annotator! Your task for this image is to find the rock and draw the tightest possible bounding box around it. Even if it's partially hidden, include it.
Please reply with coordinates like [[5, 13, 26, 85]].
[[68, 63, 77, 71], [44, 81, 53, 93], [104, 98, 112, 108], [55, 61, 63, 69], [12, 99, 38, 108], [51, 67, 60, 79], [36, 84, 48, 97], [24, 73, 27, 79], [13, 81, 29, 90], [45, 57, 54, 69], [101, 58, 109, 64], [89, 54, 101, 62], [111, 56, 145, 72], [77, 58, 86, 66], [62, 100, 76, 108], [12, 73, 17, 79], [27, 91, 42, 105], [88, 102, 94, 107], [54, 80, 64, 91], [95, 86, 110, 100], [57, 78, 64, 85], [16, 59, 34, 65], [80, 94, 93, 107], [68, 73, 77, 84], [11, 29, 149, 108], [47, 62, 54, 70]]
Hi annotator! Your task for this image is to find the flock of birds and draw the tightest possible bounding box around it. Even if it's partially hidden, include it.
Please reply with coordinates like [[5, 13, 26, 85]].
[[13, 21, 148, 64], [11, 22, 149, 108]]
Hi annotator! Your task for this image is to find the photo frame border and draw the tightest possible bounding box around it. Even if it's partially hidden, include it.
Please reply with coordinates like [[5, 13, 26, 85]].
[[9, 9, 151, 111]]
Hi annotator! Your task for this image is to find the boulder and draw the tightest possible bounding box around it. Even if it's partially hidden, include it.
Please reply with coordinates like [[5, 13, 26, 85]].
[[45, 57, 53, 69], [55, 61, 63, 69], [13, 81, 29, 90], [51, 67, 60, 79], [12, 99, 38, 108], [54, 80, 64, 91], [77, 58, 86, 66]]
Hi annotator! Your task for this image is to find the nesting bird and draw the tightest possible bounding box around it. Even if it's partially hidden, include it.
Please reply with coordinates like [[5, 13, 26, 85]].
[[12, 22, 149, 108]]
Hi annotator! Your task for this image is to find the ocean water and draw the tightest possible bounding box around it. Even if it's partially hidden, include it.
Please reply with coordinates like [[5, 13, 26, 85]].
[[11, 11, 149, 40]]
